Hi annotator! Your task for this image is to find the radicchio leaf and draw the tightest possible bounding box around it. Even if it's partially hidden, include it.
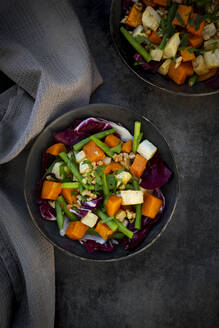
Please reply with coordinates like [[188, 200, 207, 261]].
[[81, 195, 104, 210], [140, 152, 172, 189], [133, 53, 163, 73], [39, 200, 56, 221], [81, 240, 115, 253]]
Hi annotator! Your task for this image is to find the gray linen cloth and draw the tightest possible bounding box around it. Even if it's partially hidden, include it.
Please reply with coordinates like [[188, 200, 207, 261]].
[[0, 0, 102, 327]]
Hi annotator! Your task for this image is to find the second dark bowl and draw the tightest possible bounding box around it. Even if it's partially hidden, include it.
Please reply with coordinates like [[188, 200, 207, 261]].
[[110, 0, 219, 96]]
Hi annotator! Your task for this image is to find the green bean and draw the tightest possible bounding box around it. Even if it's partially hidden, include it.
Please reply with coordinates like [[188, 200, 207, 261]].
[[120, 27, 152, 63], [96, 209, 118, 232], [57, 196, 78, 221], [113, 218, 134, 239], [55, 199, 64, 230], [102, 173, 109, 197], [111, 142, 122, 154], [73, 128, 116, 151], [61, 182, 79, 189], [188, 74, 197, 87], [132, 121, 141, 153], [110, 232, 125, 240], [90, 136, 114, 157], [59, 152, 92, 189], [133, 179, 142, 230]]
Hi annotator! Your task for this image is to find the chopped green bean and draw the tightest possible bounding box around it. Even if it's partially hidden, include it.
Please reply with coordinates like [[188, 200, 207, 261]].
[[111, 142, 122, 154], [133, 179, 142, 230], [188, 74, 197, 87], [102, 173, 109, 197], [61, 182, 79, 189], [113, 218, 133, 239], [57, 195, 78, 221], [132, 121, 141, 153], [90, 136, 114, 157], [73, 128, 116, 151], [120, 26, 152, 63], [110, 232, 125, 240], [55, 199, 64, 230], [96, 209, 118, 231]]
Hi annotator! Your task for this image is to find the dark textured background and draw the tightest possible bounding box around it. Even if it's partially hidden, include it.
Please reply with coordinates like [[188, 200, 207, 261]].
[[1, 0, 219, 327]]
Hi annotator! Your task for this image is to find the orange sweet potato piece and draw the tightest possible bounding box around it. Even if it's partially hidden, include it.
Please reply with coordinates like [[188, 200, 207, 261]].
[[122, 140, 132, 153], [142, 193, 162, 219], [153, 0, 168, 7], [65, 221, 88, 240], [125, 5, 142, 28], [83, 140, 105, 162], [188, 35, 203, 48], [142, 0, 156, 8], [186, 14, 205, 37], [180, 47, 195, 62], [41, 180, 62, 200], [105, 134, 121, 148], [173, 5, 193, 27], [46, 143, 67, 156], [61, 188, 77, 205], [95, 221, 114, 240], [184, 62, 194, 77], [168, 61, 188, 85], [104, 162, 123, 174], [197, 68, 218, 82], [148, 31, 162, 45], [130, 154, 147, 178], [106, 195, 122, 217]]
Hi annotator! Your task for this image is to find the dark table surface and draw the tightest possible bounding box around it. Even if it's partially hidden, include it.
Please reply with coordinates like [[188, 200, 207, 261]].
[[1, 0, 219, 327]]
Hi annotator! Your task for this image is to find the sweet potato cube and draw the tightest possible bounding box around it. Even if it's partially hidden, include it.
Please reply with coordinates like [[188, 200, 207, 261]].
[[46, 143, 67, 156], [65, 221, 88, 240], [41, 180, 62, 200], [95, 221, 114, 240], [125, 6, 142, 28], [142, 193, 162, 219], [106, 195, 122, 217], [122, 140, 132, 153], [186, 14, 205, 37], [173, 5, 193, 27], [105, 134, 121, 148], [130, 154, 147, 178], [180, 47, 195, 62], [61, 188, 77, 205], [83, 140, 105, 162]]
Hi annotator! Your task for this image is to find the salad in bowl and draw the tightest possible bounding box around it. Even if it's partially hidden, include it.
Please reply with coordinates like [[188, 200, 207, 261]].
[[37, 116, 172, 253], [119, 0, 219, 88]]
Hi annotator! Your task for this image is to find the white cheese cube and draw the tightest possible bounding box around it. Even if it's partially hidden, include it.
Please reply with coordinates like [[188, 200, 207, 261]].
[[116, 171, 132, 187], [175, 56, 183, 69], [137, 139, 157, 160], [51, 162, 64, 180], [132, 24, 144, 38], [79, 161, 90, 174], [204, 49, 219, 69], [204, 39, 219, 51], [142, 6, 161, 31], [75, 150, 86, 163], [81, 212, 98, 228], [192, 55, 209, 75], [115, 210, 126, 222], [163, 33, 180, 59], [202, 23, 216, 41], [150, 47, 163, 61], [120, 190, 144, 205], [103, 157, 112, 165], [158, 59, 171, 76]]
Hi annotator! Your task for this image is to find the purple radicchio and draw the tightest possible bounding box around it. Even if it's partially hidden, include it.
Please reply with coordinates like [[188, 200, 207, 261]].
[[122, 189, 165, 250], [39, 200, 56, 221], [140, 152, 172, 189], [133, 53, 163, 73], [81, 239, 115, 253], [69, 207, 89, 218], [81, 195, 104, 210]]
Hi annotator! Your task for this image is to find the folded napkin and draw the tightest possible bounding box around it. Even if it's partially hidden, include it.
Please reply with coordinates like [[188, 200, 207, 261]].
[[0, 0, 102, 327]]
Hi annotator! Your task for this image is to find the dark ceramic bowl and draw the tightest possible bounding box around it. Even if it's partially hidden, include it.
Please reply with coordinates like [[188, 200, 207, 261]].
[[110, 0, 219, 96], [24, 104, 179, 261]]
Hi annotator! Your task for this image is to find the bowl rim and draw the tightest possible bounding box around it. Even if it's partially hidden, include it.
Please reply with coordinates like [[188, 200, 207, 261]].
[[109, 0, 219, 97], [24, 103, 180, 262]]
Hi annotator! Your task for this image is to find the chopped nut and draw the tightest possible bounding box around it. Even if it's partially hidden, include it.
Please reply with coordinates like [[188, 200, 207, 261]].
[[119, 184, 126, 190], [66, 204, 72, 211], [134, 2, 143, 11], [129, 152, 136, 159], [81, 190, 97, 199]]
